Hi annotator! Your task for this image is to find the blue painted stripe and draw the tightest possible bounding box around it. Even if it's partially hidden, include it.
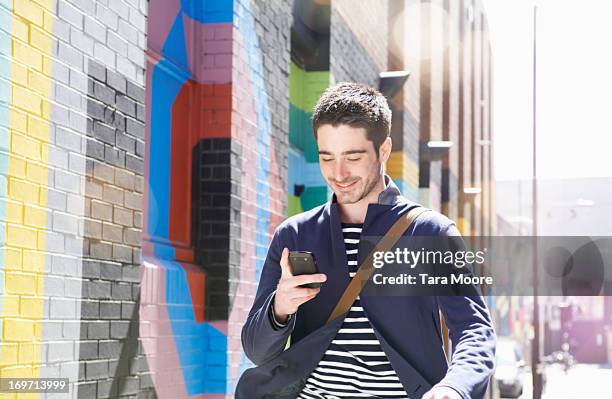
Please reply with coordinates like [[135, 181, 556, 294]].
[[181, 0, 233, 24], [161, 256, 227, 395], [147, 59, 187, 245], [0, 0, 11, 339]]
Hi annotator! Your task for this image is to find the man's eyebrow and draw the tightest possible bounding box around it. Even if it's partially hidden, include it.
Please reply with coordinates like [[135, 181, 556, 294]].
[[318, 150, 367, 156]]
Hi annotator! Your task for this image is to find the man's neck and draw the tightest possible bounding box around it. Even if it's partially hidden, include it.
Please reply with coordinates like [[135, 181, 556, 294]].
[[338, 176, 386, 223]]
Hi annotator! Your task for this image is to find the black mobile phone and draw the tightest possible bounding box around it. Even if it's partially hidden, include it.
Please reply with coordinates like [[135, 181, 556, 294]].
[[289, 251, 321, 288]]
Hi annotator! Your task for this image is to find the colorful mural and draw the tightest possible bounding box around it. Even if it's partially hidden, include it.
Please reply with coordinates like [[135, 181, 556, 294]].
[[141, 0, 232, 396], [287, 62, 329, 216], [0, 0, 55, 379]]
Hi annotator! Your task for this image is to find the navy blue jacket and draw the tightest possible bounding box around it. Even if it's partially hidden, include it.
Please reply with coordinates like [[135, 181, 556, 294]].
[[241, 177, 496, 399]]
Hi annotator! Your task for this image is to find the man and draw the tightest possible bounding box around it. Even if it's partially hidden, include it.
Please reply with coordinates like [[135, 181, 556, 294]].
[[241, 83, 496, 399]]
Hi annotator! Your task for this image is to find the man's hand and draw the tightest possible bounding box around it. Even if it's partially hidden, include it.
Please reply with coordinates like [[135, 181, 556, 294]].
[[421, 386, 462, 399], [273, 248, 327, 323]]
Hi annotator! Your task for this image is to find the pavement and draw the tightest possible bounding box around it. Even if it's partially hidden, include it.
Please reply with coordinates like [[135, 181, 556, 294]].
[[511, 363, 612, 399]]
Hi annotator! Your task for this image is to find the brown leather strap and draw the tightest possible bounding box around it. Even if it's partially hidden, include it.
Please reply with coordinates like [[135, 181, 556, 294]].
[[326, 206, 430, 324]]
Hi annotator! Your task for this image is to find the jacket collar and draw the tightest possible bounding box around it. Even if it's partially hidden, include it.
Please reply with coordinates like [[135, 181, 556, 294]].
[[330, 174, 402, 206]]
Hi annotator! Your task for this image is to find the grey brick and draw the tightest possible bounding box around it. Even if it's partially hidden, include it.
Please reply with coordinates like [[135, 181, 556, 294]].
[[103, 184, 124, 206], [116, 94, 135, 117], [100, 302, 121, 319], [64, 278, 82, 298], [55, 126, 81, 151], [87, 98, 105, 121], [48, 341, 74, 362], [69, 109, 88, 132], [135, 139, 144, 157], [107, 30, 127, 56], [51, 102, 70, 126], [118, 18, 138, 44], [81, 299, 100, 320], [97, 379, 117, 398], [54, 169, 81, 194], [88, 280, 111, 299], [127, 42, 145, 68], [112, 243, 132, 262], [70, 26, 94, 55], [48, 145, 67, 168], [106, 69, 127, 94], [92, 160, 115, 184], [113, 206, 132, 226], [58, 40, 83, 71], [45, 276, 65, 296], [116, 132, 136, 153], [121, 302, 136, 319], [91, 241, 113, 259], [125, 118, 144, 138], [134, 212, 142, 229], [59, 1, 84, 29], [124, 192, 142, 211], [135, 102, 145, 122], [82, 260, 100, 278], [53, 19, 71, 44], [102, 222, 122, 243], [119, 376, 139, 396], [100, 262, 122, 280], [117, 55, 136, 81], [69, 68, 89, 92], [84, 218, 102, 239], [104, 144, 125, 168], [123, 228, 140, 246], [75, 381, 97, 398], [56, 83, 81, 109], [91, 200, 113, 222], [92, 121, 115, 145], [94, 42, 116, 69], [79, 340, 98, 360], [111, 283, 132, 300], [84, 14, 106, 42], [99, 340, 121, 359], [50, 297, 76, 319], [92, 80, 115, 104], [69, 152, 87, 172], [72, 0, 95, 14], [86, 360, 109, 380], [114, 169, 135, 191], [47, 188, 67, 211], [110, 321, 130, 339], [125, 153, 143, 174], [95, 3, 118, 30], [128, 7, 146, 32], [122, 265, 139, 283], [88, 60, 106, 82], [126, 81, 145, 103], [53, 211, 79, 234]]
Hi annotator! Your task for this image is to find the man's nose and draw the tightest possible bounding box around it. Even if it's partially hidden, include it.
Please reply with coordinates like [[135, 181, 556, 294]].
[[334, 160, 349, 181]]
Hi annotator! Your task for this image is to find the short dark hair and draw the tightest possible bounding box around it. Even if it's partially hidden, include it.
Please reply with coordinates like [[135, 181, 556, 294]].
[[312, 82, 392, 154]]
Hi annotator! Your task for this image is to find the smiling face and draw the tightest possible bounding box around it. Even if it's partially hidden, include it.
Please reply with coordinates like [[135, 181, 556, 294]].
[[316, 124, 391, 205]]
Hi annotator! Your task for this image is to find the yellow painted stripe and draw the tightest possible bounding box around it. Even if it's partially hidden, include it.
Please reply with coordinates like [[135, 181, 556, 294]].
[[387, 151, 418, 188], [0, 0, 54, 383]]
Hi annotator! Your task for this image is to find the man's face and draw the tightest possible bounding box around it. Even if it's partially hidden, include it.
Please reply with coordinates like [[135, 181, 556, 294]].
[[316, 124, 390, 205]]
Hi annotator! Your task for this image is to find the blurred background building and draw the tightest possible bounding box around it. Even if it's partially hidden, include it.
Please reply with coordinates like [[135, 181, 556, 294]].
[[0, 0, 495, 397]]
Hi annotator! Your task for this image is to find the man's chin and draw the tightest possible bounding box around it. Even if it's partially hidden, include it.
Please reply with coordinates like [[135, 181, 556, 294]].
[[334, 191, 361, 204]]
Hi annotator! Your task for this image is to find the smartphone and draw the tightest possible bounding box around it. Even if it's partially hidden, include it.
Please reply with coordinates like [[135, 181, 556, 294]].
[[289, 251, 321, 288]]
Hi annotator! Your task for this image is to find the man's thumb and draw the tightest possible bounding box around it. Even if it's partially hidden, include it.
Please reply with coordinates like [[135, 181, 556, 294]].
[[280, 248, 292, 277]]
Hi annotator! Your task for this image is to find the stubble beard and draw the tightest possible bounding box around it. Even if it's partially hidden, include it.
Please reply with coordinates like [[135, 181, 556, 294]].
[[334, 162, 383, 205]]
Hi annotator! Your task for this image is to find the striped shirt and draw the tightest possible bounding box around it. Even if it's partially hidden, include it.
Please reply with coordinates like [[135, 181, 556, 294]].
[[298, 223, 409, 399]]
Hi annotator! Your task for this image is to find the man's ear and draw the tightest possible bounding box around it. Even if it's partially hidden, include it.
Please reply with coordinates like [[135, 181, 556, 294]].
[[379, 137, 392, 162]]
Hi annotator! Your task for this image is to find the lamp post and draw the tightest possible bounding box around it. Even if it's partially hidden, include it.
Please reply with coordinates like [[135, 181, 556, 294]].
[[531, 5, 543, 399]]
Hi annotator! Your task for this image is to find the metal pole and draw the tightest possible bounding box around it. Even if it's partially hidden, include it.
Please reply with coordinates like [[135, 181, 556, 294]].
[[531, 4, 543, 399]]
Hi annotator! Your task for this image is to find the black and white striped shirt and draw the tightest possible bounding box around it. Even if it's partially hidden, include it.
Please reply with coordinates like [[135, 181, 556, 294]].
[[298, 223, 409, 399]]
